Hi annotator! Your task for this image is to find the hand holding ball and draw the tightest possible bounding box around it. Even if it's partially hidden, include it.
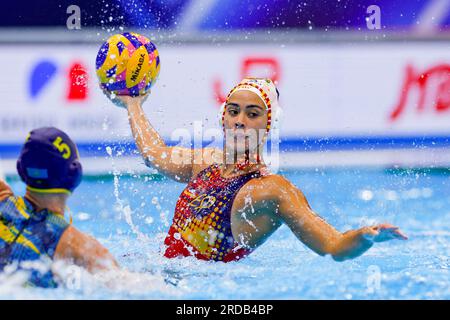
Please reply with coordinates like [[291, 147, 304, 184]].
[[96, 32, 160, 98]]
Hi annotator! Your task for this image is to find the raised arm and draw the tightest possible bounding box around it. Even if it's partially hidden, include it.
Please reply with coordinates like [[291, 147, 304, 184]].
[[270, 175, 407, 261], [54, 225, 119, 273], [0, 178, 14, 201], [103, 92, 221, 182]]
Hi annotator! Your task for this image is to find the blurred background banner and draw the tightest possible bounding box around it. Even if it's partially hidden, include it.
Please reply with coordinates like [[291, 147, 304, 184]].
[[1, 0, 449, 33], [0, 0, 449, 172]]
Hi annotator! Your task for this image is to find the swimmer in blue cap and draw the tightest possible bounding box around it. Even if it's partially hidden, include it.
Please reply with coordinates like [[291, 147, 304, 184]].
[[104, 78, 407, 263], [0, 127, 118, 288]]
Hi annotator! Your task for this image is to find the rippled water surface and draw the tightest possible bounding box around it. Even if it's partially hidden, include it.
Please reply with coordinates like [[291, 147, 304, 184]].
[[1, 168, 449, 299]]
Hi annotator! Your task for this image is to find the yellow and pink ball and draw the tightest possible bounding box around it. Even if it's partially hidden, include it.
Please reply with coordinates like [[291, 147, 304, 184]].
[[96, 32, 160, 96]]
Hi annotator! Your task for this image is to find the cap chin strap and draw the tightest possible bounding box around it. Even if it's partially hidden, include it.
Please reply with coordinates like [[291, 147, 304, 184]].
[[26, 185, 72, 195], [65, 206, 73, 224]]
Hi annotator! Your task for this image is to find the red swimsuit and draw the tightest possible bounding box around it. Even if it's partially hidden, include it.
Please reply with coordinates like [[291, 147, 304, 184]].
[[164, 163, 269, 262]]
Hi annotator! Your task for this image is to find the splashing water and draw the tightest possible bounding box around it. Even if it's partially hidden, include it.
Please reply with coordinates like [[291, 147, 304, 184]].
[[106, 146, 149, 242], [1, 168, 449, 299]]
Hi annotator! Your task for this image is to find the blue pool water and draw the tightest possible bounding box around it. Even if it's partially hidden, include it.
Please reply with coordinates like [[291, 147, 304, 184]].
[[1, 167, 449, 299]]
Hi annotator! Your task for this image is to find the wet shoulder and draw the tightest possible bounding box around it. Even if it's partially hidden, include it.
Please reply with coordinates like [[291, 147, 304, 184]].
[[236, 173, 291, 203], [248, 171, 291, 185]]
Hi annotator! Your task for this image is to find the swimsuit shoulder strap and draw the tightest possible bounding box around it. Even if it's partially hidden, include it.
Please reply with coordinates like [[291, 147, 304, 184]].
[[238, 165, 272, 180], [191, 162, 219, 181], [257, 166, 272, 177], [0, 195, 30, 223]]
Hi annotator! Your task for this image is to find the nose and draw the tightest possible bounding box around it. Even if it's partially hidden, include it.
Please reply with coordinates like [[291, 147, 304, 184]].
[[234, 113, 246, 129], [234, 122, 245, 129]]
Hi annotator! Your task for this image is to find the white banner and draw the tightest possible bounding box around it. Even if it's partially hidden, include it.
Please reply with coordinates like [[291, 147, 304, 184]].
[[0, 42, 449, 146]]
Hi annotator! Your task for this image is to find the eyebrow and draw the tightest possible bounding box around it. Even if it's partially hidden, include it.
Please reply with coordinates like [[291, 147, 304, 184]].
[[226, 103, 264, 111]]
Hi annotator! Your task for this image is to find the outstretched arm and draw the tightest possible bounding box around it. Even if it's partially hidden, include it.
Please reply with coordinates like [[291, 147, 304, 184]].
[[103, 92, 221, 182], [54, 225, 119, 273], [270, 175, 407, 261]]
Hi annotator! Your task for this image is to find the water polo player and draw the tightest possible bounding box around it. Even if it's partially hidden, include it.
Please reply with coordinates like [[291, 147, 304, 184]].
[[105, 77, 407, 263], [0, 127, 118, 287]]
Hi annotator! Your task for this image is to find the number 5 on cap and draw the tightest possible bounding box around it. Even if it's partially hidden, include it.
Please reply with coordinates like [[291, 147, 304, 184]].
[[53, 136, 71, 159]]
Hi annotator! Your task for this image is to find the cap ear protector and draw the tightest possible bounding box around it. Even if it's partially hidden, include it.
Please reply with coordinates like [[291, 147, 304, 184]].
[[63, 158, 83, 192], [16, 127, 83, 194]]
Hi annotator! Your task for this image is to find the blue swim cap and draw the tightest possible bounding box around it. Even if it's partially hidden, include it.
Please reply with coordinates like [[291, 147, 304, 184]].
[[17, 127, 82, 194]]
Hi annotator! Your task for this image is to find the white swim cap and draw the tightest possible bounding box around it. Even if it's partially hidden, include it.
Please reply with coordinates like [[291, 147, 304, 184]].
[[218, 78, 282, 133]]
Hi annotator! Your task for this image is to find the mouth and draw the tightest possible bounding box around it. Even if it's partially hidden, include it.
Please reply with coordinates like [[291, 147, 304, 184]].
[[232, 130, 250, 139], [234, 133, 249, 139]]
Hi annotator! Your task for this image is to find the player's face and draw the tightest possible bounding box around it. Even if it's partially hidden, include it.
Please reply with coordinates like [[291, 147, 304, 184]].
[[223, 90, 268, 154]]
